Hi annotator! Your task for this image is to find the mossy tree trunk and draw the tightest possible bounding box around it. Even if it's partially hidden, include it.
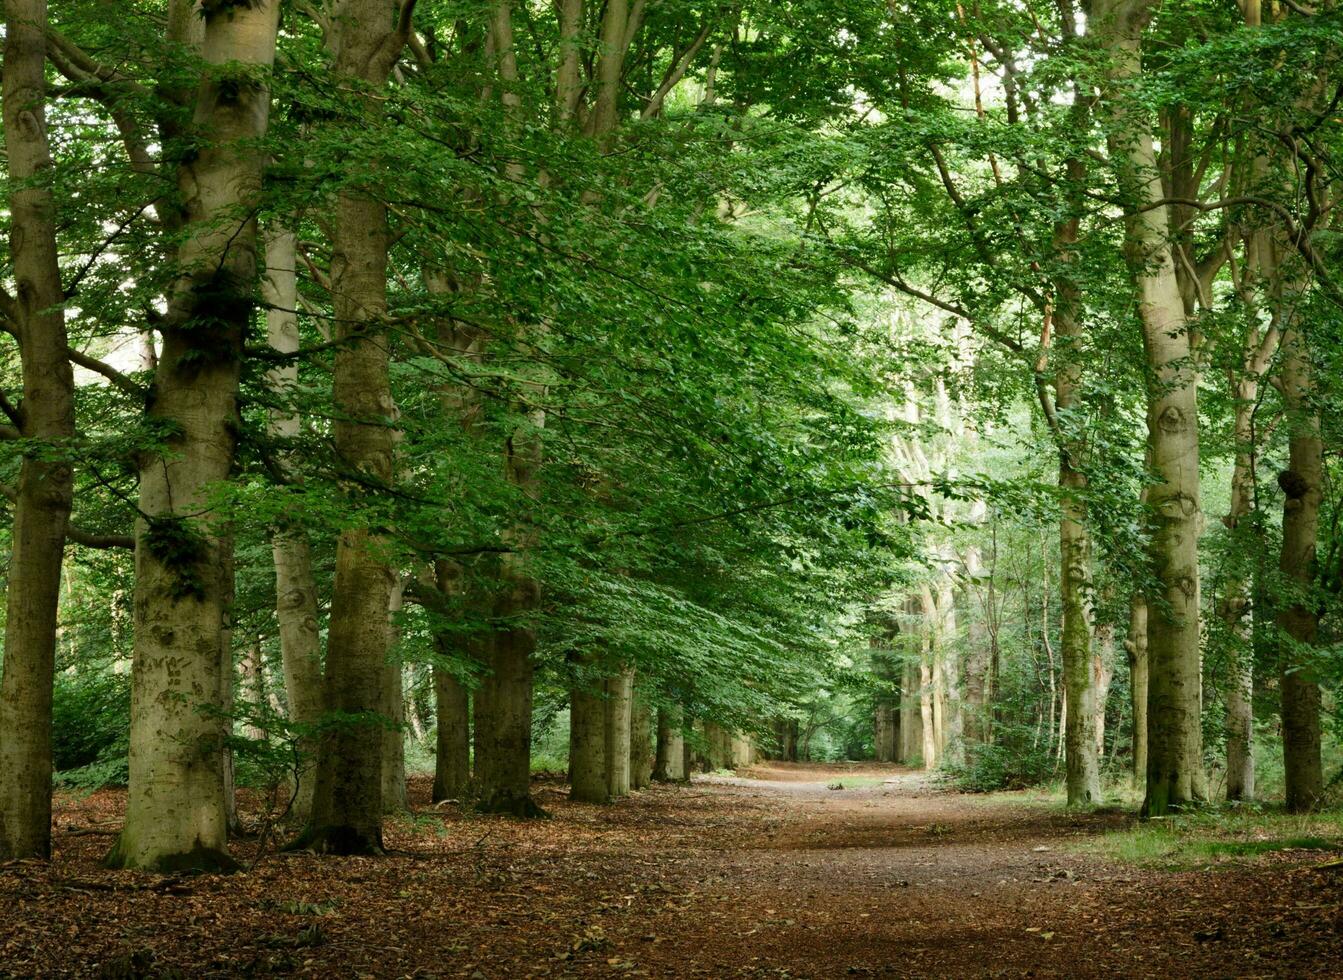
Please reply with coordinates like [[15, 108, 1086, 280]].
[[0, 0, 77, 860], [110, 0, 279, 872], [1093, 0, 1207, 816], [299, 0, 416, 855]]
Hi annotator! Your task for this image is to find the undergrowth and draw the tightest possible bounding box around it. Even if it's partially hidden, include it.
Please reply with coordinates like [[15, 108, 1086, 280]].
[[1074, 805, 1343, 869]]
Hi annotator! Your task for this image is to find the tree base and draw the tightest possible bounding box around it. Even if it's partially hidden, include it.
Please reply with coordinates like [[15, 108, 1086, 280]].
[[476, 790, 548, 819], [569, 790, 611, 804], [104, 835, 240, 874], [285, 824, 385, 856]]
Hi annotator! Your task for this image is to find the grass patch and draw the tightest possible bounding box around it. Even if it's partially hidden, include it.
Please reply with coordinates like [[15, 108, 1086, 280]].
[[826, 776, 890, 790], [1074, 805, 1343, 869]]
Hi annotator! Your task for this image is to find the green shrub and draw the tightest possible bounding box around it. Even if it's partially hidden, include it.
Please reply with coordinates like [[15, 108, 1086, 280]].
[[942, 727, 1057, 792], [51, 667, 130, 788]]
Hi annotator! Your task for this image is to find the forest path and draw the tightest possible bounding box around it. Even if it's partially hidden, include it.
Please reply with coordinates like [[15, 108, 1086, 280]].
[[4, 766, 1342, 978], [685, 762, 1343, 977]]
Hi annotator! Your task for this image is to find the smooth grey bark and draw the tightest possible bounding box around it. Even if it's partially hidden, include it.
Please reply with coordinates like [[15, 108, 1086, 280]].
[[263, 226, 324, 823], [654, 706, 687, 782], [1277, 324, 1324, 813], [1125, 591, 1149, 787], [604, 671, 633, 798], [432, 666, 471, 802], [109, 0, 279, 871], [429, 560, 472, 803], [960, 545, 991, 750], [899, 628, 924, 766], [471, 2, 544, 819], [474, 619, 541, 815], [1053, 181, 1101, 807], [300, 0, 415, 855], [872, 630, 901, 762], [1093, 0, 1207, 815], [1220, 309, 1274, 801], [382, 580, 408, 814], [0, 0, 77, 860], [570, 671, 610, 803], [630, 694, 653, 790]]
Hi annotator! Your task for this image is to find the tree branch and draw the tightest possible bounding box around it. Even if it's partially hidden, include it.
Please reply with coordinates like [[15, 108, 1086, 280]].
[[0, 483, 134, 549], [66, 347, 146, 399]]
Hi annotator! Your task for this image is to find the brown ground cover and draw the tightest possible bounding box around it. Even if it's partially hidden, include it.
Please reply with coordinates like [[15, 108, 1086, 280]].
[[2, 762, 1341, 978]]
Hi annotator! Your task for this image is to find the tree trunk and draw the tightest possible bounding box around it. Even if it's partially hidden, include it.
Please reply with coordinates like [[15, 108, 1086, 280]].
[[263, 227, 324, 824], [1093, 0, 1207, 816], [427, 559, 473, 804], [872, 634, 901, 762], [240, 641, 267, 742], [1060, 474, 1100, 804], [919, 661, 937, 772], [432, 665, 471, 802], [219, 538, 240, 835], [1125, 592, 1149, 788], [1277, 325, 1324, 813], [472, 577, 543, 816], [1093, 621, 1115, 761], [1221, 375, 1264, 801], [654, 706, 687, 781], [961, 545, 992, 749], [630, 694, 653, 790], [0, 0, 77, 861], [109, 0, 279, 872], [900, 650, 924, 765], [604, 671, 633, 798], [934, 576, 961, 762], [1053, 214, 1101, 805], [382, 580, 408, 814], [300, 0, 412, 854], [731, 736, 754, 769], [917, 587, 938, 769], [569, 675, 609, 803]]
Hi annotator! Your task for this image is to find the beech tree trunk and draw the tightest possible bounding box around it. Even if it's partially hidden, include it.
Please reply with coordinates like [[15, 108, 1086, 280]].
[[1221, 369, 1266, 801], [961, 543, 991, 749], [1052, 198, 1102, 806], [263, 227, 324, 823], [473, 564, 543, 816], [630, 695, 653, 790], [382, 581, 408, 814], [1125, 592, 1149, 787], [1059, 466, 1099, 804], [109, 0, 279, 872], [1277, 325, 1324, 813], [900, 644, 924, 765], [873, 632, 901, 762], [604, 671, 634, 798], [1093, 0, 1206, 815], [432, 665, 471, 802], [240, 642, 267, 742], [569, 674, 609, 803], [219, 539, 240, 835], [301, 0, 413, 854], [654, 706, 688, 782], [0, 0, 77, 860], [1093, 621, 1115, 760]]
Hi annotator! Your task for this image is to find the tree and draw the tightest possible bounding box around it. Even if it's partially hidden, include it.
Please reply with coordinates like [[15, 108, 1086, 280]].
[[298, 0, 417, 855], [1092, 0, 1207, 815], [0, 0, 77, 859], [108, 0, 281, 871]]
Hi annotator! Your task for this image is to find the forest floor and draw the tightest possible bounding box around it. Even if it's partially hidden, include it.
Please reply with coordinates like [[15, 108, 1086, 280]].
[[3, 763, 1343, 978]]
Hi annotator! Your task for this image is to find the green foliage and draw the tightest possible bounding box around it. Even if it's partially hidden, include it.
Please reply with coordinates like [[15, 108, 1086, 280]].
[[943, 725, 1059, 793], [1076, 805, 1343, 870]]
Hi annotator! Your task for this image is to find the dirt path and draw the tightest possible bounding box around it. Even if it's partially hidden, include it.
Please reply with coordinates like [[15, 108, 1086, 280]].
[[3, 763, 1342, 977]]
